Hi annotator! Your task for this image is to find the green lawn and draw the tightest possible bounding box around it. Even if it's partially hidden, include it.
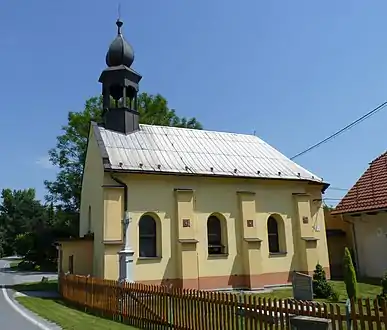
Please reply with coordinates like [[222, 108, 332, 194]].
[[13, 279, 58, 292], [250, 280, 382, 313], [253, 280, 380, 299], [16, 297, 139, 330], [13, 279, 383, 330], [13, 280, 140, 329], [9, 260, 21, 269]]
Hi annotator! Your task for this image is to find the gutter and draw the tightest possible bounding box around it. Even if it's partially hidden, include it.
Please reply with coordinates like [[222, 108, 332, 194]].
[[110, 175, 134, 284], [110, 175, 128, 212], [110, 175, 130, 249], [106, 167, 325, 187]]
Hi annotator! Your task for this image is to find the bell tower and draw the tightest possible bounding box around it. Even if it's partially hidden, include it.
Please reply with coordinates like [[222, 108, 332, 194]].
[[99, 19, 142, 134]]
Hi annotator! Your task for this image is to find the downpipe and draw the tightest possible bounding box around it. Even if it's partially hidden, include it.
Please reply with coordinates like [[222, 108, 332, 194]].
[[110, 175, 130, 317]]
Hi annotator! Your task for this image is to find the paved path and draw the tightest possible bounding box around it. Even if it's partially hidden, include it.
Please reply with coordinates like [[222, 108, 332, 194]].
[[0, 258, 60, 329]]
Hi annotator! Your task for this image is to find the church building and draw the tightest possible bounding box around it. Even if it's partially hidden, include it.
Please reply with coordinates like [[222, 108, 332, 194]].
[[57, 19, 330, 290]]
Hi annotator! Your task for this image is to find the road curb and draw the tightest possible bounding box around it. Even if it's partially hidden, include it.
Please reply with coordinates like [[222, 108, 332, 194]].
[[2, 285, 54, 330], [1, 261, 61, 330]]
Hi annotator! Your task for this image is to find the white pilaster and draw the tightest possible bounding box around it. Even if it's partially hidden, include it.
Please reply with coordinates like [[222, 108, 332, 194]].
[[118, 211, 134, 283]]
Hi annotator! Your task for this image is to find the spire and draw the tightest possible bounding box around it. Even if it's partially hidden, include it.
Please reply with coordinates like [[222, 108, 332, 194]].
[[98, 17, 143, 135], [105, 19, 134, 68], [116, 18, 123, 35]]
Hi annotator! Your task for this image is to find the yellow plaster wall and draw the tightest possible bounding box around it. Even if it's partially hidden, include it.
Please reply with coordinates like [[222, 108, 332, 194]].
[[60, 240, 93, 276], [100, 173, 329, 286], [104, 244, 120, 280], [308, 189, 330, 270], [79, 127, 105, 278], [103, 188, 124, 242]]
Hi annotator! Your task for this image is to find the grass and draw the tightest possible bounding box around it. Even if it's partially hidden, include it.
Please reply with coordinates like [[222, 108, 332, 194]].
[[13, 278, 383, 330], [236, 280, 384, 329], [9, 260, 21, 269], [250, 280, 382, 313], [16, 297, 140, 330], [7, 258, 57, 272], [13, 280, 140, 329], [13, 279, 58, 292]]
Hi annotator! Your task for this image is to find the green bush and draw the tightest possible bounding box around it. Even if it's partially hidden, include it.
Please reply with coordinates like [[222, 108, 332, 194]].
[[17, 260, 35, 271], [377, 272, 387, 306], [330, 290, 340, 302], [313, 263, 333, 299], [343, 247, 358, 299]]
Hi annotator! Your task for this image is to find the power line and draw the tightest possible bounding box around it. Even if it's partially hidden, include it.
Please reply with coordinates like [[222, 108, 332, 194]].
[[327, 187, 348, 191], [291, 100, 387, 160]]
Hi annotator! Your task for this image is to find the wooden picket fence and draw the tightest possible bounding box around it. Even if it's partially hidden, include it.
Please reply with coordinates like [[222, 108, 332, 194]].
[[59, 273, 387, 329]]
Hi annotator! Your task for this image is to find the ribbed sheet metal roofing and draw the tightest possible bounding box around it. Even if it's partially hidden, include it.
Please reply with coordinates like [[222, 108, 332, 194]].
[[98, 124, 323, 183]]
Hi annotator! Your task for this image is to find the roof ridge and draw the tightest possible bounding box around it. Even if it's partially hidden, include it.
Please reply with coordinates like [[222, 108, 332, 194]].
[[138, 123, 260, 139]]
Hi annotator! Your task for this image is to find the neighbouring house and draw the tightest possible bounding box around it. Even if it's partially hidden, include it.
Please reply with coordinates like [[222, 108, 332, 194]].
[[332, 151, 387, 279], [324, 208, 353, 279], [57, 19, 331, 290]]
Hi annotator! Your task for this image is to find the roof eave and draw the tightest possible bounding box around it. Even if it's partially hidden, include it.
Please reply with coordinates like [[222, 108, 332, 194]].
[[332, 206, 387, 216], [56, 234, 94, 244], [104, 167, 326, 187], [321, 182, 330, 194], [91, 121, 110, 161]]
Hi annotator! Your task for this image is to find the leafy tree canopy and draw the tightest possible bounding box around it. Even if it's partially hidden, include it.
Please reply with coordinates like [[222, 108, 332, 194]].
[[45, 93, 203, 217], [0, 188, 77, 264], [0, 188, 47, 256]]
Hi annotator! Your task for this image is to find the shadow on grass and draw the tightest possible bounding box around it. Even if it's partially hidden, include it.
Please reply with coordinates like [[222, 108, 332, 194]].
[[0, 268, 57, 276], [11, 280, 147, 327], [4, 279, 60, 298]]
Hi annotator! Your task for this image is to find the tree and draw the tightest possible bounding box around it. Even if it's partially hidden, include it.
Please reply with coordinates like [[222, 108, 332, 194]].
[[14, 233, 34, 257], [0, 228, 6, 258], [343, 247, 358, 299], [45, 93, 203, 216], [0, 188, 48, 256], [312, 263, 333, 299]]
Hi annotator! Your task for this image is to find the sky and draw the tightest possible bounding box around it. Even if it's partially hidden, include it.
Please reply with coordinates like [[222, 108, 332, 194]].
[[1, 0, 387, 205]]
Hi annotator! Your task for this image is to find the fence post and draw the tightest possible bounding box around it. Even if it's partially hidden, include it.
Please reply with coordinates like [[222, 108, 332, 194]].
[[85, 275, 88, 312], [117, 280, 123, 320], [346, 298, 352, 330], [237, 294, 243, 330], [168, 290, 174, 326], [58, 272, 61, 294]]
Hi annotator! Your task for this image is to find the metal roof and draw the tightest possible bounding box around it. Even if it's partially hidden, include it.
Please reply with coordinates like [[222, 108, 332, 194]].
[[97, 124, 323, 183]]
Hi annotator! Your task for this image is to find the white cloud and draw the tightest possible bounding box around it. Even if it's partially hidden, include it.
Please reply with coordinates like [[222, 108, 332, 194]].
[[35, 156, 54, 169]]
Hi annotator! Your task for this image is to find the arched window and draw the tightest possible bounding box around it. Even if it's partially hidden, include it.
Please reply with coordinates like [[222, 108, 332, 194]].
[[207, 215, 225, 255], [267, 216, 280, 253], [139, 215, 157, 258]]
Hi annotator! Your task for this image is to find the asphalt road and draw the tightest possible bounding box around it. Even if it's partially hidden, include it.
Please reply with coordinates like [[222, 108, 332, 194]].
[[0, 258, 59, 329]]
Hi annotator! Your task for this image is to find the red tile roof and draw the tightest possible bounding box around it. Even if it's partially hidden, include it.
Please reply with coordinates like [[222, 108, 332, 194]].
[[332, 152, 387, 214]]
